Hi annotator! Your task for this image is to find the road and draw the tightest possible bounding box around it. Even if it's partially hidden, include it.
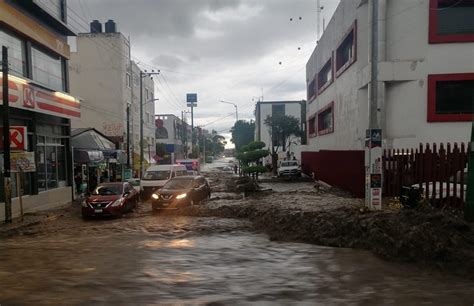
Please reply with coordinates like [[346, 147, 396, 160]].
[[0, 160, 473, 304]]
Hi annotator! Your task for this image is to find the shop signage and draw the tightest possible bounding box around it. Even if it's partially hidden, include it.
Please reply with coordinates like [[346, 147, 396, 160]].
[[0, 151, 36, 173], [0, 126, 27, 151], [0, 76, 81, 120], [365, 129, 383, 210]]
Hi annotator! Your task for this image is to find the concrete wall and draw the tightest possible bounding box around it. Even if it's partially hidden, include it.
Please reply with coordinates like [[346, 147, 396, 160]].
[[305, 0, 473, 152], [256, 101, 305, 160], [0, 187, 72, 221]]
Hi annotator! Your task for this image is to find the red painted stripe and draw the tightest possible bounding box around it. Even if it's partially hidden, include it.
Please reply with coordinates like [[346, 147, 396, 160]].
[[36, 91, 80, 109], [37, 102, 81, 118]]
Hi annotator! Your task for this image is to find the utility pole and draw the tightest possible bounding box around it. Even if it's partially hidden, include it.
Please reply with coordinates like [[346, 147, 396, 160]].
[[191, 103, 194, 156], [2, 46, 12, 223], [139, 69, 159, 177], [127, 36, 133, 169]]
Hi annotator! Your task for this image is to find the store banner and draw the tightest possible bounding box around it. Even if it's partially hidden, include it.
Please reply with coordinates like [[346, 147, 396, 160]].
[[0, 151, 36, 173]]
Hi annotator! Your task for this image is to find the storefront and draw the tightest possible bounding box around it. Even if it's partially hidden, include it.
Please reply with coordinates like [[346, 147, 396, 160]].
[[0, 76, 79, 220]]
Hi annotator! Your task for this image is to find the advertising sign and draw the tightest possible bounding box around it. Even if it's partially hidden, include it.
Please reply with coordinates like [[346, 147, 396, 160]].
[[186, 93, 197, 107], [0, 126, 28, 151], [0, 151, 36, 173], [365, 129, 383, 210]]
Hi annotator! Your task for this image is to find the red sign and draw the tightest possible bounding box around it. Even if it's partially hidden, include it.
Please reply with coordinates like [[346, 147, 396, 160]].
[[23, 86, 35, 108], [0, 126, 27, 151]]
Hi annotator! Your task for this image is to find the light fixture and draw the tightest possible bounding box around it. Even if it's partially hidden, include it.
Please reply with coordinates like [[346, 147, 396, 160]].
[[8, 74, 29, 85], [54, 91, 79, 102]]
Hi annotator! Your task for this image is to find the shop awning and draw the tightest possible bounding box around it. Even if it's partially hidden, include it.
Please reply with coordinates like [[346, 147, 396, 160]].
[[71, 128, 116, 151], [74, 149, 104, 164], [103, 149, 127, 164]]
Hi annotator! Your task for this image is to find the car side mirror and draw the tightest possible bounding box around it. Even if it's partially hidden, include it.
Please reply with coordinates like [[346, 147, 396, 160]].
[[123, 192, 130, 197]]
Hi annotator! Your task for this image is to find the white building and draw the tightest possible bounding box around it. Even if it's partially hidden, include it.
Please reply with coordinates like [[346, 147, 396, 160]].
[[155, 114, 190, 161], [69, 21, 156, 171], [303, 0, 474, 196], [255, 100, 306, 160]]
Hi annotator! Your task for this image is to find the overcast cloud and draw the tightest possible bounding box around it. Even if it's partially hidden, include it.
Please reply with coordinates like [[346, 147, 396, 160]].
[[67, 0, 339, 145]]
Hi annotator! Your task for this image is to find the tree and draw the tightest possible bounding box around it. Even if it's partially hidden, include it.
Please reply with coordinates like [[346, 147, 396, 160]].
[[236, 141, 269, 179], [264, 114, 302, 175], [230, 120, 255, 151]]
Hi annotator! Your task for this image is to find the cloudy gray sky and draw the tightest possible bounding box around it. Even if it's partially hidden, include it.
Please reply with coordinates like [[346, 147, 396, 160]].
[[67, 0, 339, 146]]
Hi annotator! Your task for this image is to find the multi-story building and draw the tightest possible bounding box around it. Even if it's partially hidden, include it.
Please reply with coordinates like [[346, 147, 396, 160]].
[[0, 0, 80, 219], [155, 113, 190, 161], [303, 0, 473, 196], [254, 100, 306, 160], [69, 21, 156, 172]]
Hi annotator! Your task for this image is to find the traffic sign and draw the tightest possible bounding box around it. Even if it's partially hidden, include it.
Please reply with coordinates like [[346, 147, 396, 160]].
[[0, 126, 27, 151]]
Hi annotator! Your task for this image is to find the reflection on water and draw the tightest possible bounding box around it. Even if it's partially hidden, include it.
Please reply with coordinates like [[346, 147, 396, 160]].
[[0, 215, 473, 305]]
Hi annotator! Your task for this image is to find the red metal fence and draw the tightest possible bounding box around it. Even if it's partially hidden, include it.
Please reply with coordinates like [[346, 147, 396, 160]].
[[383, 143, 470, 209]]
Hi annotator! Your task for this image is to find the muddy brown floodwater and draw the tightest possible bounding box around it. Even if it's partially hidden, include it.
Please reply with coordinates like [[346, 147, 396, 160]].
[[1, 208, 474, 305]]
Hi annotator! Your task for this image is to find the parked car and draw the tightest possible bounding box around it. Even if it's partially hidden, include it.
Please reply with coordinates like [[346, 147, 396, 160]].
[[277, 160, 301, 177], [81, 182, 138, 218], [127, 178, 141, 193], [151, 176, 211, 211], [140, 164, 188, 199]]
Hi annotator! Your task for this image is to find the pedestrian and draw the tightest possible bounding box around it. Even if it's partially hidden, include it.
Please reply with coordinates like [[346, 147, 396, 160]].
[[74, 174, 82, 195], [234, 164, 238, 174]]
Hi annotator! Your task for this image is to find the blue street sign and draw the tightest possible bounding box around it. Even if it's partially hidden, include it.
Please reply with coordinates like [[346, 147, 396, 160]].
[[186, 93, 197, 103]]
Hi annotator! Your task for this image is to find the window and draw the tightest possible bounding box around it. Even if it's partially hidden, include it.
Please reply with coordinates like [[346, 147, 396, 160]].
[[272, 104, 285, 117], [126, 73, 131, 88], [33, 0, 66, 22], [0, 29, 25, 76], [307, 78, 316, 101], [308, 116, 316, 137], [428, 73, 474, 122], [145, 88, 149, 100], [317, 102, 334, 135], [429, 0, 474, 43], [32, 46, 64, 91], [37, 136, 67, 191], [336, 21, 357, 75], [318, 56, 333, 92]]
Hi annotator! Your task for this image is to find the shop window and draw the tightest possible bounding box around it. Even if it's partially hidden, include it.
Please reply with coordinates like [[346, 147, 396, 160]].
[[428, 73, 474, 122], [318, 56, 333, 93], [429, 0, 474, 43], [37, 135, 67, 191], [317, 102, 334, 135], [0, 29, 25, 76], [308, 116, 317, 138], [336, 21, 357, 76], [32, 46, 64, 92]]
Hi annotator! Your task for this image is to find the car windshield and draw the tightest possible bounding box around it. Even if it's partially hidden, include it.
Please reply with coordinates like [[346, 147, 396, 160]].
[[281, 161, 298, 167], [164, 178, 194, 190], [128, 180, 140, 186], [142, 170, 170, 180], [92, 185, 122, 196]]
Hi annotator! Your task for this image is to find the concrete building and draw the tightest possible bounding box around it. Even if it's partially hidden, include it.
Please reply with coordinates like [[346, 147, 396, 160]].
[[69, 21, 156, 172], [303, 0, 474, 196], [155, 114, 190, 161], [0, 0, 80, 219], [255, 100, 306, 161]]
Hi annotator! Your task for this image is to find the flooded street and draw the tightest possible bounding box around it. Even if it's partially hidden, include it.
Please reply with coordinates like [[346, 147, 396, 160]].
[[1, 208, 474, 305]]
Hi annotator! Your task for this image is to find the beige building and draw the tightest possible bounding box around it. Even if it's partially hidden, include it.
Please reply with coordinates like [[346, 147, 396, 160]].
[[69, 21, 156, 170]]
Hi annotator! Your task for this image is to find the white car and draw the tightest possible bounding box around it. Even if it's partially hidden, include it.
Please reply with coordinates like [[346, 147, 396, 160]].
[[277, 160, 301, 177]]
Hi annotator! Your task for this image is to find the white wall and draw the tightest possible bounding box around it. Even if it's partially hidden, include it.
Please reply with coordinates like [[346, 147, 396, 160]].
[[305, 0, 473, 152]]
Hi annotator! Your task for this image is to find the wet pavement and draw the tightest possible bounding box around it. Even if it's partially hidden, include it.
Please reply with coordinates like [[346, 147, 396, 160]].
[[0, 162, 473, 304]]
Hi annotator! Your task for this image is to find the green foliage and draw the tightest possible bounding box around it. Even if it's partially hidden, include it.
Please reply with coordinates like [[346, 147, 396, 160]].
[[242, 165, 267, 175], [230, 120, 255, 151], [264, 114, 301, 152], [236, 141, 269, 177]]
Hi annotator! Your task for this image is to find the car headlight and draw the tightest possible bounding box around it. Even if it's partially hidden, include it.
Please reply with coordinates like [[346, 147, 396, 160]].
[[176, 193, 187, 199], [109, 199, 122, 207], [151, 193, 159, 200], [81, 200, 89, 208]]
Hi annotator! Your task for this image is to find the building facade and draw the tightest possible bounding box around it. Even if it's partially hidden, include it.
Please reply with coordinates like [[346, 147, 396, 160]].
[[155, 114, 190, 161], [0, 0, 80, 219], [68, 22, 156, 172], [303, 0, 474, 196], [255, 100, 306, 161]]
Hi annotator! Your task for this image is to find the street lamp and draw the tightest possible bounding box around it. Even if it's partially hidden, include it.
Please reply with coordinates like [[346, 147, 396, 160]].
[[140, 68, 160, 177], [220, 100, 238, 122]]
